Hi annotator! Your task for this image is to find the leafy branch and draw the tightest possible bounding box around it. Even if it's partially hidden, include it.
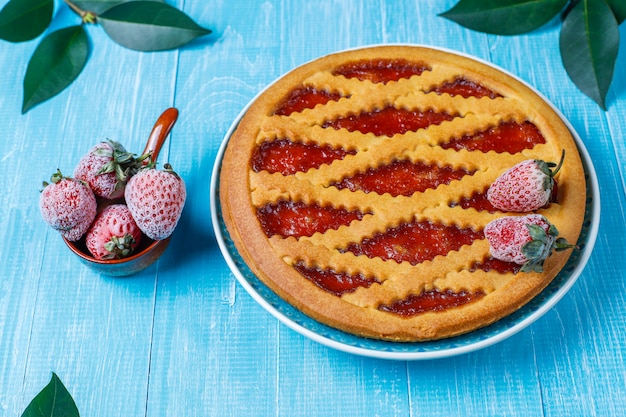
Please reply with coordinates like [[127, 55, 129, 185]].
[[440, 0, 623, 110], [0, 0, 212, 113]]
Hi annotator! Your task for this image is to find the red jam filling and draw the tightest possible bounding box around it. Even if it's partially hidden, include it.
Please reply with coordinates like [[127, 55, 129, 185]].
[[333, 160, 474, 197], [294, 262, 380, 296], [322, 106, 456, 137], [441, 121, 545, 153], [257, 200, 367, 238], [252, 139, 356, 175], [450, 187, 557, 213], [274, 87, 344, 116], [470, 257, 522, 274], [378, 289, 485, 316], [332, 59, 430, 83], [427, 77, 501, 99], [449, 190, 496, 212], [343, 221, 483, 265]]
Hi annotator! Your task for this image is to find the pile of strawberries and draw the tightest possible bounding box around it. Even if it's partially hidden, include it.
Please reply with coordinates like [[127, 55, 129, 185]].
[[39, 140, 186, 260], [483, 151, 576, 272]]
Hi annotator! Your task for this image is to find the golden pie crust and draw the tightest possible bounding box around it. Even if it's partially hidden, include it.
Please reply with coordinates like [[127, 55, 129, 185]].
[[219, 46, 586, 341]]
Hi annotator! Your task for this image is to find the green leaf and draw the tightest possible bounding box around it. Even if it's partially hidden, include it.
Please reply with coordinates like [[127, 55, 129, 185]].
[[606, 0, 626, 23], [21, 372, 80, 417], [73, 0, 163, 15], [22, 25, 90, 113], [526, 224, 549, 242], [439, 0, 569, 35], [559, 0, 619, 109], [0, 0, 53, 42], [98, 1, 211, 51]]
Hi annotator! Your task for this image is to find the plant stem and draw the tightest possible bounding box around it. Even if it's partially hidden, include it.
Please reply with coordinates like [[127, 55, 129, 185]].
[[64, 0, 96, 24]]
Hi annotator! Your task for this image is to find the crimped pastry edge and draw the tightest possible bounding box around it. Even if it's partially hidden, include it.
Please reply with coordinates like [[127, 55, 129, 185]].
[[219, 45, 586, 341]]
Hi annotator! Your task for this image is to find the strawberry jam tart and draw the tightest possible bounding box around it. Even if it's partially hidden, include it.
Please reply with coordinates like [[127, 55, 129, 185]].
[[219, 46, 587, 341]]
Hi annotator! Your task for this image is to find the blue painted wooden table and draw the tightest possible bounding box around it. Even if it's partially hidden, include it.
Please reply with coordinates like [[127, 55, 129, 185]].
[[1, 1, 625, 415]]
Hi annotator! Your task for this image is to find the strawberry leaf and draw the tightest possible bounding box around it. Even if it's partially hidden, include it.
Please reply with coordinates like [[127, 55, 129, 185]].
[[439, 0, 569, 35], [22, 25, 90, 113], [559, 0, 619, 109], [0, 0, 53, 42], [526, 224, 549, 242], [21, 372, 80, 417], [73, 0, 164, 15], [97, 1, 211, 51]]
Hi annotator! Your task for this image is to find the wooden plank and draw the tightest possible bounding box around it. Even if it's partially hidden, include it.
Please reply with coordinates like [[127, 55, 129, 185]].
[[0, 1, 624, 416], [484, 15, 626, 417], [145, 2, 283, 416], [408, 331, 544, 416], [10, 10, 180, 415], [277, 331, 410, 417], [533, 87, 626, 417]]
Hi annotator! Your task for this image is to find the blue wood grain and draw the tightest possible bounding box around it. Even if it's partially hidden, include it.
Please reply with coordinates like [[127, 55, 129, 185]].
[[0, 0, 625, 416]]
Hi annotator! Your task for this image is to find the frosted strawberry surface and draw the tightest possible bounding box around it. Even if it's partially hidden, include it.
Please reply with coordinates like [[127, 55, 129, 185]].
[[39, 178, 97, 242], [343, 221, 483, 265], [124, 168, 187, 241], [257, 200, 367, 237], [73, 142, 120, 199], [484, 214, 553, 265], [333, 160, 473, 196], [85, 204, 142, 260], [252, 139, 355, 175], [378, 290, 485, 317], [322, 106, 456, 137], [442, 121, 545, 153], [294, 262, 380, 296]]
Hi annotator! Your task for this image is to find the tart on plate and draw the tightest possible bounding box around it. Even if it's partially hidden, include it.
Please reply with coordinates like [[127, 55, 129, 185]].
[[218, 45, 586, 341]]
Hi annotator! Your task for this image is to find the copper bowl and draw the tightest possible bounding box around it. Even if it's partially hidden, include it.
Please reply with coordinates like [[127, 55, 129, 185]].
[[63, 108, 179, 276]]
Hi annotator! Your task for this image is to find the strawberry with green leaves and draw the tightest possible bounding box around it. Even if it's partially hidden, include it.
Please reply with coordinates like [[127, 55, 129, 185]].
[[74, 140, 147, 200], [487, 151, 565, 212], [39, 170, 97, 241], [124, 163, 186, 240], [484, 214, 576, 272], [85, 204, 143, 260]]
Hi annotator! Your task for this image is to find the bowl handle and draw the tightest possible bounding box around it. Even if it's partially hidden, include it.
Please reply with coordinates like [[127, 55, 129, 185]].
[[143, 107, 179, 163]]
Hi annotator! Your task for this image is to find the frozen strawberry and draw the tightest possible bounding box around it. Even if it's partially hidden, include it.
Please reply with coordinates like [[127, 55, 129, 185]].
[[39, 170, 97, 241], [85, 204, 142, 260], [484, 214, 575, 272], [74, 140, 146, 200], [486, 151, 565, 212], [124, 163, 186, 240]]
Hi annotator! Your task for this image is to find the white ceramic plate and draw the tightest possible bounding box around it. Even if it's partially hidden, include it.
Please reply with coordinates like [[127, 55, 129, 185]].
[[210, 45, 600, 360]]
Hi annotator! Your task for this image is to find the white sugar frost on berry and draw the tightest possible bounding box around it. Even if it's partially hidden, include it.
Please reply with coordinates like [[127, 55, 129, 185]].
[[85, 204, 142, 260], [39, 171, 97, 241], [124, 164, 186, 241], [484, 214, 554, 265], [74, 142, 120, 199], [484, 213, 576, 273], [74, 140, 146, 200], [487, 152, 564, 213]]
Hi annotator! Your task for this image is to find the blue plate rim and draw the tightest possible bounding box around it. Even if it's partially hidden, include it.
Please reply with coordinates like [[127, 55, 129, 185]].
[[209, 44, 601, 360]]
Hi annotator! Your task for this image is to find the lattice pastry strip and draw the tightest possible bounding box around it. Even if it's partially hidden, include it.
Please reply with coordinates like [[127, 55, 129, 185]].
[[220, 46, 586, 341]]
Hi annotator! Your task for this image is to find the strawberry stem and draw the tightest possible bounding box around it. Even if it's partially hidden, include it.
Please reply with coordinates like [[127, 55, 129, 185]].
[[550, 150, 566, 177], [555, 237, 580, 251]]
